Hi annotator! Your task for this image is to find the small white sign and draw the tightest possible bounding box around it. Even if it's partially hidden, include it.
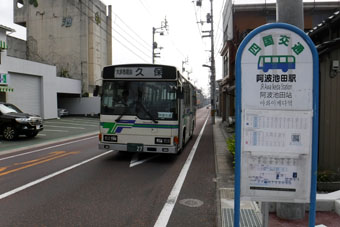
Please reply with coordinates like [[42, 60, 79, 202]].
[[158, 112, 173, 119], [243, 109, 312, 154]]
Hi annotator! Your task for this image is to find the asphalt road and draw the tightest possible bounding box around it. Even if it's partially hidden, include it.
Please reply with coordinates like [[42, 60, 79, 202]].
[[0, 108, 216, 227], [0, 117, 100, 154]]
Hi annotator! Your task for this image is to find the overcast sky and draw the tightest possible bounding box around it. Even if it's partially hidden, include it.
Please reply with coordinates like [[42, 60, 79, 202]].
[[1, 0, 339, 96]]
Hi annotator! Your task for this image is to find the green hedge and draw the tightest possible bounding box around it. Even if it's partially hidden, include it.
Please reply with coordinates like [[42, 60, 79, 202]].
[[226, 133, 235, 167]]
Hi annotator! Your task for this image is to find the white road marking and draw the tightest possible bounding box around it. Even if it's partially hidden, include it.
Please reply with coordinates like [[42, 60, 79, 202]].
[[154, 115, 209, 227], [129, 153, 160, 168], [0, 150, 114, 200], [44, 125, 86, 129], [54, 119, 99, 124], [42, 129, 69, 132], [0, 136, 97, 161], [44, 122, 98, 127]]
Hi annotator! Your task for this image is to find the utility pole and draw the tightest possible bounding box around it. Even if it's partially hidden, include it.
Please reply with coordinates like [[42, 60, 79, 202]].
[[152, 17, 168, 64], [210, 0, 216, 124], [276, 0, 305, 222], [199, 0, 216, 124]]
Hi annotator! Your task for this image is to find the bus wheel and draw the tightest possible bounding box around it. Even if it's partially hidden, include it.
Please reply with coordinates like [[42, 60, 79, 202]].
[[190, 122, 194, 139], [177, 130, 186, 155]]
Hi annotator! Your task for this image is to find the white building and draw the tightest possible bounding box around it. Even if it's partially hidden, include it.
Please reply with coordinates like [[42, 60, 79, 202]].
[[0, 24, 81, 119]]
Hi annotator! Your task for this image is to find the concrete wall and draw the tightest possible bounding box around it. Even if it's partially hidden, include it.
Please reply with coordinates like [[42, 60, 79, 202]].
[[13, 0, 112, 95], [56, 77, 81, 94], [59, 96, 100, 115], [7, 36, 26, 59]]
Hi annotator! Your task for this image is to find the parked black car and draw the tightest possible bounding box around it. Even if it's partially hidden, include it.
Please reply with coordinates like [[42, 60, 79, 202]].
[[0, 102, 43, 140]]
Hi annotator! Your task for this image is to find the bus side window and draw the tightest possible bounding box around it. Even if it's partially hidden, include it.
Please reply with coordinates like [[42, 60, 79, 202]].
[[265, 56, 271, 63], [288, 56, 295, 63]]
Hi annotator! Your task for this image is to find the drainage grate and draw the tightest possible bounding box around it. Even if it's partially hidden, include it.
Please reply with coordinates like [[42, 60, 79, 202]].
[[222, 208, 262, 227]]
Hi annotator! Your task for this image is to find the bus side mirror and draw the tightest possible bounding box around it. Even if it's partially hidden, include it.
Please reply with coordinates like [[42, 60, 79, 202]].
[[177, 89, 184, 99], [93, 85, 102, 97]]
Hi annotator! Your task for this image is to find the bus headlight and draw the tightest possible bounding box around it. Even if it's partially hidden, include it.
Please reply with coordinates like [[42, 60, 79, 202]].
[[103, 135, 117, 142], [155, 137, 171, 144]]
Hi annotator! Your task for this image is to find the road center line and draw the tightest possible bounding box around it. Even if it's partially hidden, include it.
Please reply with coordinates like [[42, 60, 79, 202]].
[[0, 136, 97, 161], [0, 151, 79, 177], [0, 150, 114, 200], [154, 115, 209, 227]]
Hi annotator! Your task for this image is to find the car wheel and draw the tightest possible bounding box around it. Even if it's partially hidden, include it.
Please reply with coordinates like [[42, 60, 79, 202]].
[[26, 131, 38, 138], [3, 125, 18, 140]]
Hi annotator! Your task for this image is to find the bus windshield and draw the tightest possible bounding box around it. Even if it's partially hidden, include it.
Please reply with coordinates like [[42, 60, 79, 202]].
[[101, 81, 178, 121]]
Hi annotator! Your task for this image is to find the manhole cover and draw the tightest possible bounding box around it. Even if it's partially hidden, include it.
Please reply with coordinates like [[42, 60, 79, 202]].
[[179, 198, 204, 208]]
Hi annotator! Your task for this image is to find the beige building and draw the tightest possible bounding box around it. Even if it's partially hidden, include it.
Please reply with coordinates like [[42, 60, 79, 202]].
[[13, 0, 112, 96]]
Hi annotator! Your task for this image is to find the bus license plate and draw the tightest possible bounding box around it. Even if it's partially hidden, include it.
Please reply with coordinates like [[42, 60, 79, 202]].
[[127, 143, 144, 152]]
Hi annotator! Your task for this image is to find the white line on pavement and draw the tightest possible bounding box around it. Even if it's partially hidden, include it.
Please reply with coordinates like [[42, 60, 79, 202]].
[[0, 136, 97, 161], [44, 125, 86, 129], [42, 129, 69, 132], [0, 150, 114, 200], [129, 153, 160, 168], [153, 115, 209, 227], [44, 122, 98, 127]]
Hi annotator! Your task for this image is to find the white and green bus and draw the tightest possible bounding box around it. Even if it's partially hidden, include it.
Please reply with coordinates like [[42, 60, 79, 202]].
[[97, 64, 196, 154]]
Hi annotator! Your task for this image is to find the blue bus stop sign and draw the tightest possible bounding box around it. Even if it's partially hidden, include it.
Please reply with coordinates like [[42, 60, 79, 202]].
[[234, 23, 319, 227]]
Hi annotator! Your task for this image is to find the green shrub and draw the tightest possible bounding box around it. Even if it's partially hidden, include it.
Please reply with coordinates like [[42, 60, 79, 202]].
[[317, 170, 340, 182], [226, 134, 235, 166]]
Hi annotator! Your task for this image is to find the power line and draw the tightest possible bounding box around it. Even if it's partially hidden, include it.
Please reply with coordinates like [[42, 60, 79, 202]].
[[214, 0, 226, 54], [67, 0, 151, 62], [112, 28, 151, 60], [112, 13, 151, 48], [113, 22, 151, 55], [112, 36, 150, 62], [138, 0, 153, 18]]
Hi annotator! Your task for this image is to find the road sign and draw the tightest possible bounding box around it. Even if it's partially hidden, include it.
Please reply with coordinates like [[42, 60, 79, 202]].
[[234, 23, 319, 226]]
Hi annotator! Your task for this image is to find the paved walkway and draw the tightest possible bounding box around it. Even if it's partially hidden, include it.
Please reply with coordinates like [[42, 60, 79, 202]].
[[213, 116, 340, 227]]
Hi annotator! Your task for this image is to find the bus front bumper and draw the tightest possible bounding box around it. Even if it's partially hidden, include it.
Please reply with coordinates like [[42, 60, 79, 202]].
[[99, 142, 178, 154]]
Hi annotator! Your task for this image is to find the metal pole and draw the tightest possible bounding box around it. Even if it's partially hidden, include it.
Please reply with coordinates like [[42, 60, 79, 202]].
[[261, 202, 269, 227], [152, 27, 155, 64], [276, 0, 304, 30], [210, 0, 216, 124], [276, 0, 308, 223]]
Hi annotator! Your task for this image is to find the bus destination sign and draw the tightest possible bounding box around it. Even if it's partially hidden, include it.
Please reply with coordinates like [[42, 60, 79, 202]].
[[115, 67, 163, 79]]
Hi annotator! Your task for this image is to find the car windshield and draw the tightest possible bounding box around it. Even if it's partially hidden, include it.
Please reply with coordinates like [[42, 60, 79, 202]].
[[0, 103, 23, 114], [101, 81, 178, 121]]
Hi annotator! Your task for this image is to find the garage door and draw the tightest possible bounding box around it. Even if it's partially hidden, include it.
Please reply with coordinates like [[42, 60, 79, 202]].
[[7, 73, 42, 116]]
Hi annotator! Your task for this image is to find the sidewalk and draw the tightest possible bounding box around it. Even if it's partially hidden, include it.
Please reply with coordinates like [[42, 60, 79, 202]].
[[213, 116, 340, 227]]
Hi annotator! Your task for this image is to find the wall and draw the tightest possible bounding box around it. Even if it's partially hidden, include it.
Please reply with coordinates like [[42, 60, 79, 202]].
[[13, 0, 111, 95], [318, 47, 340, 172], [7, 36, 26, 59], [56, 77, 81, 94], [60, 96, 100, 115]]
